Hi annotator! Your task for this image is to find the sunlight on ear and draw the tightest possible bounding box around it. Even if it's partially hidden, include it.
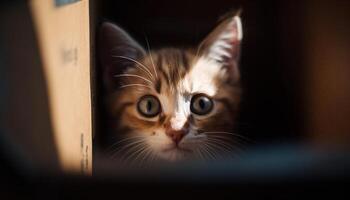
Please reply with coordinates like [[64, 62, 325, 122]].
[[234, 16, 243, 41]]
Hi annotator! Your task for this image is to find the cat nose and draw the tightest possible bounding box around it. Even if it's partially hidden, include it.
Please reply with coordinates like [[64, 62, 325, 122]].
[[165, 122, 189, 144], [165, 128, 188, 144]]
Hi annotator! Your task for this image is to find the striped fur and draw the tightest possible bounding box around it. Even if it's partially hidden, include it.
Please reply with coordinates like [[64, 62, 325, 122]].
[[100, 13, 243, 163]]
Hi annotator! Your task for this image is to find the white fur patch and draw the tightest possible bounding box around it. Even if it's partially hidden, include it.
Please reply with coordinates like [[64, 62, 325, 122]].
[[181, 56, 225, 96], [170, 93, 191, 130]]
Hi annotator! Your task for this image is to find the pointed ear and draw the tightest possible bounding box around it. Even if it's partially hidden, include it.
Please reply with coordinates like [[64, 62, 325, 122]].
[[198, 15, 243, 80], [98, 22, 145, 91]]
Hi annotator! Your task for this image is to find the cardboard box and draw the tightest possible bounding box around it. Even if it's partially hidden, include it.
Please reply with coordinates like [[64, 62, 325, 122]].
[[30, 0, 92, 174]]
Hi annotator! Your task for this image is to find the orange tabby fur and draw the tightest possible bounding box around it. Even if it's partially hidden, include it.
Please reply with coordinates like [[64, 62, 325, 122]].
[[99, 13, 243, 162]]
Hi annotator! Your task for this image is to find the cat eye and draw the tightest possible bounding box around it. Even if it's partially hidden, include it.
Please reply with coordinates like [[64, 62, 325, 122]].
[[190, 94, 213, 115], [137, 95, 161, 117]]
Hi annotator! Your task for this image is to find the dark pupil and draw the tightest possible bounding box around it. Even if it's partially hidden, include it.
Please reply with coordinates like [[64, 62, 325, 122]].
[[199, 98, 206, 110], [146, 100, 152, 113]]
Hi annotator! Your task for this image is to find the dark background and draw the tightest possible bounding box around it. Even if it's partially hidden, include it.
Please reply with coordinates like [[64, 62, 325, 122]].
[[1, 0, 350, 199]]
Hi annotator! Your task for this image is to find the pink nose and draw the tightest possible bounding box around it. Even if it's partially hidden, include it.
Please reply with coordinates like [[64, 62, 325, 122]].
[[165, 123, 189, 144], [165, 129, 187, 144]]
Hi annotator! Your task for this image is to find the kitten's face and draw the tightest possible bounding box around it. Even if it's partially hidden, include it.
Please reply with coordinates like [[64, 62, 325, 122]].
[[99, 15, 243, 162]]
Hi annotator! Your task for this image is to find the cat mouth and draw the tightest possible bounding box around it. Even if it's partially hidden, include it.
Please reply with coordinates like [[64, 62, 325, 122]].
[[162, 146, 192, 153]]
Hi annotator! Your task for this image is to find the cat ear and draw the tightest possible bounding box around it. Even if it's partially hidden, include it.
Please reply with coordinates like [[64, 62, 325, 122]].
[[98, 22, 145, 91], [198, 14, 243, 80]]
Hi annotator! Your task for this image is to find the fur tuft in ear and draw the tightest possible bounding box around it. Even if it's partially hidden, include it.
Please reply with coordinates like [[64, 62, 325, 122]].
[[98, 22, 145, 91], [198, 14, 243, 81], [200, 15, 242, 63]]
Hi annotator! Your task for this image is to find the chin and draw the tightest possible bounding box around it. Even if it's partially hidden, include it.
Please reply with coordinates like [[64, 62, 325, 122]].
[[157, 148, 192, 162]]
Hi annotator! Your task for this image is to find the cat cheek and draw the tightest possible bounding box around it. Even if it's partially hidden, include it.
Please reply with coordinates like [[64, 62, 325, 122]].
[[146, 138, 172, 157]]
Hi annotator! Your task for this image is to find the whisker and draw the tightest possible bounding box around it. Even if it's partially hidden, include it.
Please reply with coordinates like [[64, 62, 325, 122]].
[[208, 135, 248, 148], [206, 138, 235, 151], [196, 146, 208, 160], [114, 74, 153, 84], [112, 55, 155, 80], [106, 140, 141, 155], [109, 140, 142, 156], [205, 142, 230, 159], [148, 149, 157, 164], [144, 36, 158, 79], [207, 134, 247, 151], [140, 147, 153, 166], [106, 136, 145, 150], [131, 145, 151, 166], [133, 145, 151, 166], [206, 139, 238, 157], [119, 83, 153, 90], [110, 139, 147, 158], [123, 143, 147, 164], [195, 147, 206, 161], [201, 131, 252, 142], [202, 143, 217, 160]]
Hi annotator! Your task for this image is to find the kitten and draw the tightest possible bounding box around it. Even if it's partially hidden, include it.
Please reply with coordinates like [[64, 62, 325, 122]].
[[98, 13, 243, 163]]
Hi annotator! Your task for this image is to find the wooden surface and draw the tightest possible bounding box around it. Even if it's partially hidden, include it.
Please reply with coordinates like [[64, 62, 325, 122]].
[[30, 0, 92, 174]]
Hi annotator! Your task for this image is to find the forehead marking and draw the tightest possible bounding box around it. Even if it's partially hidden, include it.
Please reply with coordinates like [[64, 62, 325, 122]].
[[155, 79, 161, 93]]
